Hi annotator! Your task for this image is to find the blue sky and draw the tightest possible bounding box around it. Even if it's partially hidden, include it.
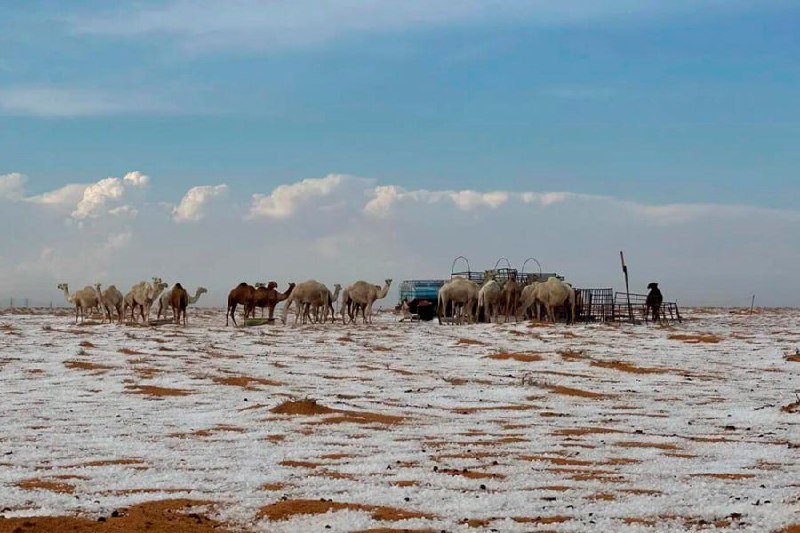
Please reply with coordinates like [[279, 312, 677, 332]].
[[1, 1, 799, 305]]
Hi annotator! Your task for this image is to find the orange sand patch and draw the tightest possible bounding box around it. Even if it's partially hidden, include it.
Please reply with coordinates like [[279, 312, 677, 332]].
[[0, 499, 223, 533], [79, 340, 96, 348], [545, 385, 612, 399], [261, 483, 285, 491], [263, 435, 286, 443], [319, 453, 354, 460], [559, 350, 588, 361], [119, 347, 146, 355], [457, 338, 485, 345], [785, 353, 800, 363], [171, 425, 245, 439], [689, 473, 756, 480], [623, 517, 657, 526], [64, 360, 112, 372], [438, 468, 505, 480], [668, 333, 722, 344], [211, 375, 282, 389], [256, 499, 434, 522], [590, 360, 668, 374], [17, 478, 76, 494], [279, 460, 322, 469], [534, 485, 573, 492], [485, 352, 543, 362], [461, 518, 491, 528], [521, 455, 595, 467], [125, 385, 192, 397], [616, 441, 679, 451], [271, 399, 405, 425], [776, 526, 800, 533], [587, 492, 616, 501]]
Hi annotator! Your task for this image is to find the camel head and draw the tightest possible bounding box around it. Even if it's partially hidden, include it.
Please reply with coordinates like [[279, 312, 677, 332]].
[[94, 283, 102, 292], [57, 283, 68, 291], [647, 282, 659, 290], [385, 279, 393, 287], [197, 287, 208, 295], [255, 282, 266, 288], [267, 281, 278, 290]]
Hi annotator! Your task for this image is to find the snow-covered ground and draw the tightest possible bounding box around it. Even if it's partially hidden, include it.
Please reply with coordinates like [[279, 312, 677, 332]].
[[0, 308, 798, 532]]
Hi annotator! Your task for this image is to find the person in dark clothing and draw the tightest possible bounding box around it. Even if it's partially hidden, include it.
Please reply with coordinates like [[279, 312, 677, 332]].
[[645, 282, 663, 322]]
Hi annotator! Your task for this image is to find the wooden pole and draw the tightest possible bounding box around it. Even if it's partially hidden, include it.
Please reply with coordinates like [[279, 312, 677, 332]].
[[620, 251, 634, 323], [750, 295, 755, 315]]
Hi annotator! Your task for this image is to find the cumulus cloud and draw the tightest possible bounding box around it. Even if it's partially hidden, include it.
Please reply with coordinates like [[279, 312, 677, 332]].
[[0, 173, 26, 201], [2, 170, 800, 307], [249, 174, 351, 220], [173, 184, 228, 222], [123, 171, 150, 188]]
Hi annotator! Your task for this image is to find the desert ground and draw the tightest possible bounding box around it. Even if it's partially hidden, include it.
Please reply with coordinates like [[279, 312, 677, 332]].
[[0, 307, 798, 532]]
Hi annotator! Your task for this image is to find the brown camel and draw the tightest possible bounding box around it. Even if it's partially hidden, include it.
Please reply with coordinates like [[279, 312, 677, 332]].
[[253, 282, 296, 320], [170, 283, 189, 326], [226, 282, 256, 326]]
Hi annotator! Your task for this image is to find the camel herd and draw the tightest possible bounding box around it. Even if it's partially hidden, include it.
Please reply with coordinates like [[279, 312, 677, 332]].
[[225, 279, 392, 326], [438, 274, 576, 325], [56, 273, 575, 327], [57, 279, 207, 325]]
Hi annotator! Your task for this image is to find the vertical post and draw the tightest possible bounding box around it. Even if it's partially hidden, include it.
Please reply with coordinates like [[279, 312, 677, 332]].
[[620, 251, 633, 323], [750, 295, 755, 315]]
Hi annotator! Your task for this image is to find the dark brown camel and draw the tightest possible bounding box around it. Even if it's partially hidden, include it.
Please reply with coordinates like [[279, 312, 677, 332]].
[[170, 283, 189, 326], [502, 275, 519, 322], [645, 282, 664, 323], [226, 282, 256, 326], [253, 282, 296, 320]]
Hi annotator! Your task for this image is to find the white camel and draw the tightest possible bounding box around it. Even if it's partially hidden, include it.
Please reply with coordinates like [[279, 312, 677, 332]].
[[341, 279, 392, 324], [536, 277, 576, 324], [477, 279, 502, 323], [58, 283, 99, 323], [157, 286, 207, 320], [125, 277, 168, 324], [437, 277, 479, 325], [282, 280, 329, 325]]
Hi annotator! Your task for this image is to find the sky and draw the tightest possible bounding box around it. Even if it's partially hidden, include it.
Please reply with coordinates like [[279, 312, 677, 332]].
[[1, 1, 799, 307]]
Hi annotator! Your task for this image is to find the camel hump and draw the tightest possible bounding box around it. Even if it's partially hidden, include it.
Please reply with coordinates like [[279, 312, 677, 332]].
[[174, 282, 184, 289], [237, 282, 249, 287]]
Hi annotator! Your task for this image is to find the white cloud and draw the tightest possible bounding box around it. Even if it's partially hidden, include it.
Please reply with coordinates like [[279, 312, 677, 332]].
[[2, 171, 800, 307], [70, 0, 763, 54], [123, 171, 150, 188], [249, 174, 351, 220], [0, 87, 177, 118], [27, 183, 90, 207], [0, 173, 26, 201], [173, 184, 228, 222]]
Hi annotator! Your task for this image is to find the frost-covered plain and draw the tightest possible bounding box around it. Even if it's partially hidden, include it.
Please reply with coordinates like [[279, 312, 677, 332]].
[[0, 308, 798, 532]]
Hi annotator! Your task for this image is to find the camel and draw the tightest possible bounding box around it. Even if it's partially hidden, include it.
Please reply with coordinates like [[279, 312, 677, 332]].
[[94, 283, 124, 323], [252, 282, 296, 320], [342, 279, 392, 324], [158, 286, 207, 320], [282, 280, 329, 325], [227, 283, 256, 326], [58, 283, 99, 323], [477, 279, 502, 323], [516, 282, 542, 321], [437, 277, 479, 325], [124, 278, 167, 324], [317, 283, 341, 323], [170, 283, 189, 326], [536, 277, 576, 324], [501, 274, 519, 322]]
